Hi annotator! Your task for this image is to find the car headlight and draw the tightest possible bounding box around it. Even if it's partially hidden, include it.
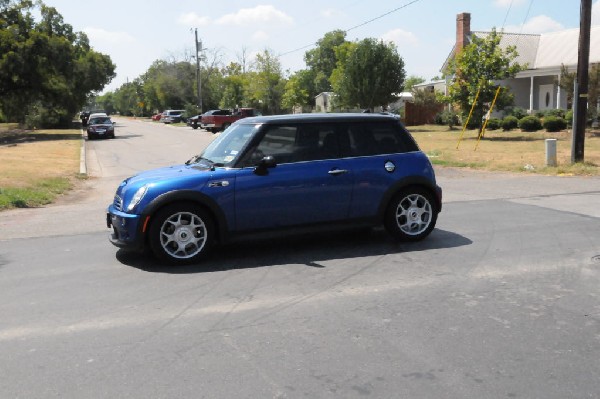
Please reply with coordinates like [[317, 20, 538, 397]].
[[126, 185, 148, 212]]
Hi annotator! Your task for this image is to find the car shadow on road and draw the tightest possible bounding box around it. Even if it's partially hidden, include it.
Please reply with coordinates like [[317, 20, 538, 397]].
[[116, 228, 472, 274]]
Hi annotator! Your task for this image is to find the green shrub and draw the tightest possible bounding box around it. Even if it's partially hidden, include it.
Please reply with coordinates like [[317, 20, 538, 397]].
[[502, 115, 519, 131], [545, 109, 566, 118], [434, 110, 459, 128], [543, 116, 567, 132], [565, 109, 574, 127], [518, 115, 543, 132], [505, 107, 528, 120], [485, 118, 502, 130]]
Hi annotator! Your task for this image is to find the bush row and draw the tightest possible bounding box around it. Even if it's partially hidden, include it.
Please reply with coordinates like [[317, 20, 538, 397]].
[[434, 110, 571, 132], [494, 115, 566, 132]]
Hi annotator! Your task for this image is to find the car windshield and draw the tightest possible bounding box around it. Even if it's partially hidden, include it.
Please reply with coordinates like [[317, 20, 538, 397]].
[[90, 117, 111, 124], [193, 123, 258, 167]]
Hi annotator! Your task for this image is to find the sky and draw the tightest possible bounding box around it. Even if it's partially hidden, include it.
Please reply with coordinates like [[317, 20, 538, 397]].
[[38, 0, 600, 93]]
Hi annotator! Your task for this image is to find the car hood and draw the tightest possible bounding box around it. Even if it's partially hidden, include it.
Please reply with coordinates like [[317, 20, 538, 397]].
[[125, 163, 213, 186], [117, 163, 221, 211]]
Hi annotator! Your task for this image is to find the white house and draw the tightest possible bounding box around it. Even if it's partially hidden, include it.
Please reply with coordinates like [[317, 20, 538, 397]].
[[315, 92, 334, 113], [441, 12, 600, 113]]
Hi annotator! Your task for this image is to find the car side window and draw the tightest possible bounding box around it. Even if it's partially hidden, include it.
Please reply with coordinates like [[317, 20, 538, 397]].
[[241, 124, 344, 166], [346, 122, 417, 156], [243, 126, 297, 166]]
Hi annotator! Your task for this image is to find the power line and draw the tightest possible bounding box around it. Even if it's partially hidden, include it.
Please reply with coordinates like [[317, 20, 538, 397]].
[[278, 0, 424, 57], [500, 0, 514, 32]]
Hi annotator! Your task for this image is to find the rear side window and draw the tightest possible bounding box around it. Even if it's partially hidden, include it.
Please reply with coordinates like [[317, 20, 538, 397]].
[[345, 122, 418, 156]]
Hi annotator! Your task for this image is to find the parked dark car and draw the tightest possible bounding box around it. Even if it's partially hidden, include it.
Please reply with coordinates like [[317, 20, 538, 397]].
[[87, 116, 115, 139], [186, 115, 202, 129], [188, 109, 231, 129], [107, 113, 442, 264]]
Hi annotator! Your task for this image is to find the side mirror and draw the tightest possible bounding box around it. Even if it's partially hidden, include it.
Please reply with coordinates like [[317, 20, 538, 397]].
[[254, 155, 277, 175]]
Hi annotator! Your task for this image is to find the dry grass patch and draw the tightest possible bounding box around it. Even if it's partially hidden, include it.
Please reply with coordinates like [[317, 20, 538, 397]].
[[0, 127, 82, 210], [409, 125, 600, 175]]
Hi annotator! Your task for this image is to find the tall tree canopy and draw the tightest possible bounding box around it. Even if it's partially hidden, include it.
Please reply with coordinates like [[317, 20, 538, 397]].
[[0, 0, 115, 126], [333, 38, 405, 111], [446, 29, 523, 128], [247, 49, 285, 115], [304, 30, 347, 95]]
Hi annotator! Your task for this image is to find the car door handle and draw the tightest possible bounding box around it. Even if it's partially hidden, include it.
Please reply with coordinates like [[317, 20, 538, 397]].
[[328, 168, 348, 176]]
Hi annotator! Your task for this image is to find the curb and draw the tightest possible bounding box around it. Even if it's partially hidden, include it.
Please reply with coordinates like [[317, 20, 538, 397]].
[[80, 129, 87, 175]]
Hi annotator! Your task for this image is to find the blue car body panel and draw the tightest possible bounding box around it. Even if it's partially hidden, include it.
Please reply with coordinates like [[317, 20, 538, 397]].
[[106, 113, 442, 254]]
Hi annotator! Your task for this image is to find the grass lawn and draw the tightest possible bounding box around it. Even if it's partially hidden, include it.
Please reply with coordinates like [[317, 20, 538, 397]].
[[408, 125, 600, 176], [0, 124, 82, 210]]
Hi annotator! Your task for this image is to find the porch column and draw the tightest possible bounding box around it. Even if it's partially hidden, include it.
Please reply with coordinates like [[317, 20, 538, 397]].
[[529, 76, 534, 113], [556, 74, 561, 109]]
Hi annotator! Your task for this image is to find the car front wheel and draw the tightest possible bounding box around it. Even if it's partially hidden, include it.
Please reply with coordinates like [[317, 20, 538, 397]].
[[148, 203, 214, 264], [384, 188, 437, 241]]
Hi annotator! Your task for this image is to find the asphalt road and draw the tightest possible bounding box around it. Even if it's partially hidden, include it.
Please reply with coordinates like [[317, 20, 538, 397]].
[[0, 118, 599, 398]]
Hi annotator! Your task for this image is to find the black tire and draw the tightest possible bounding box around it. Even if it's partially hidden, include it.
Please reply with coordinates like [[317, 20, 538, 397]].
[[192, 125, 198, 130], [148, 203, 214, 264], [221, 123, 230, 131], [384, 187, 438, 241]]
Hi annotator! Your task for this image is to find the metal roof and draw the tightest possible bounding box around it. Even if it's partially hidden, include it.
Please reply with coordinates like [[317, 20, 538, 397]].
[[534, 26, 600, 68], [441, 25, 600, 72]]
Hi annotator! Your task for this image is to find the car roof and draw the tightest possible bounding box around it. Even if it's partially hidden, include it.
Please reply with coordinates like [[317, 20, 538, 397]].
[[238, 112, 401, 125]]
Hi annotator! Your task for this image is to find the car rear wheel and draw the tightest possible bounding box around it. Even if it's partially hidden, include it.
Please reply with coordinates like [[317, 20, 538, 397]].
[[384, 187, 437, 241], [148, 203, 214, 264], [221, 123, 230, 131]]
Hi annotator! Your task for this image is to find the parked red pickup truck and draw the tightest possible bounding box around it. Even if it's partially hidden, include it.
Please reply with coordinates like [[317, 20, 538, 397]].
[[200, 108, 261, 133]]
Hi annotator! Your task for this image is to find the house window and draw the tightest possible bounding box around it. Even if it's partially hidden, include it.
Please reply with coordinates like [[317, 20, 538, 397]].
[[545, 92, 550, 108]]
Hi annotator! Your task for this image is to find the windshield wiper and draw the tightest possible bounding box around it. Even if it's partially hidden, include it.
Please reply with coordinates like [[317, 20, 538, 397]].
[[185, 156, 221, 169], [185, 155, 209, 165]]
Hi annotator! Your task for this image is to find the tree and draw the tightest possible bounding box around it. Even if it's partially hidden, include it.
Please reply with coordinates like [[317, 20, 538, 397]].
[[332, 38, 405, 111], [304, 30, 348, 94], [137, 59, 196, 113], [404, 75, 425, 91], [561, 63, 600, 121], [281, 71, 310, 112], [247, 49, 285, 114], [446, 29, 524, 129], [0, 0, 115, 126], [220, 62, 248, 109]]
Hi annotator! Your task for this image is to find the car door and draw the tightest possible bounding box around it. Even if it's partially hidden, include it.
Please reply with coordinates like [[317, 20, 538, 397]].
[[233, 124, 354, 232]]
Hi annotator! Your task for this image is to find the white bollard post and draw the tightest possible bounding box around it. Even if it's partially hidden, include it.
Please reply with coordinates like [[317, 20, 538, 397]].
[[545, 138, 557, 167]]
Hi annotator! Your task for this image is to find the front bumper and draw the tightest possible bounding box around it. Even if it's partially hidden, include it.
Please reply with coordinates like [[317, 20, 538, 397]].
[[106, 205, 145, 251]]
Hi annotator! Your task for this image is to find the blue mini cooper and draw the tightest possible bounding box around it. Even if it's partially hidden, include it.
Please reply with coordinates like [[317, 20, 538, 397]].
[[107, 113, 442, 264]]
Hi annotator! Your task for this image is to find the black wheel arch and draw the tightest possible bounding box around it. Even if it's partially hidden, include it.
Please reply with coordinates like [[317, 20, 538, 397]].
[[377, 176, 442, 221], [139, 190, 230, 244]]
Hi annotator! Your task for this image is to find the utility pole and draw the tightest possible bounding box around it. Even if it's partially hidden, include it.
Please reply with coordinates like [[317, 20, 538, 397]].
[[194, 28, 203, 114], [572, 0, 591, 163]]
